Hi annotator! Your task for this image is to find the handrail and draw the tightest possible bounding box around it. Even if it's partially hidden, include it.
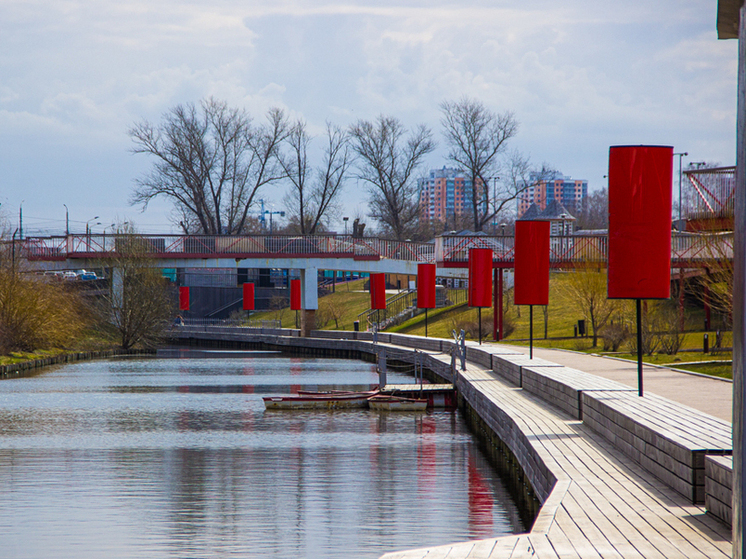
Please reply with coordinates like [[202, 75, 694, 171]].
[[18, 231, 735, 267]]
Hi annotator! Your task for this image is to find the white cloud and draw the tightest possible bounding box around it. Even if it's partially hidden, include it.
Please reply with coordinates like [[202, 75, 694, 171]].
[[0, 0, 738, 231]]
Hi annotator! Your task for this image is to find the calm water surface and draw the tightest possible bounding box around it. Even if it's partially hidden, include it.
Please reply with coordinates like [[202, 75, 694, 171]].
[[0, 350, 526, 558]]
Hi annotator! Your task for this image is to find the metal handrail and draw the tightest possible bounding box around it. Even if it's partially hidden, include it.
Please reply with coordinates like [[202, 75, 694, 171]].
[[19, 231, 736, 267]]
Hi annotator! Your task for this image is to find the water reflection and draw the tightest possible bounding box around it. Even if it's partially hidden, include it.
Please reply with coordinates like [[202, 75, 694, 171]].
[[0, 353, 525, 558]]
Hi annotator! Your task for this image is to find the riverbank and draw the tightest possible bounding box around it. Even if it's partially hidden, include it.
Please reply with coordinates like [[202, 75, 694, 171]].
[[0, 348, 156, 379]]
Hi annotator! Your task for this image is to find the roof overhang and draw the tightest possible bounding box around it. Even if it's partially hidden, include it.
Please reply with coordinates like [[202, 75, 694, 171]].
[[718, 0, 743, 39]]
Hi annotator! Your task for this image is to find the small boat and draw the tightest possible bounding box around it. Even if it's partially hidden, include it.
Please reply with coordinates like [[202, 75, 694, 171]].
[[367, 394, 428, 412], [296, 388, 377, 396], [263, 390, 378, 410]]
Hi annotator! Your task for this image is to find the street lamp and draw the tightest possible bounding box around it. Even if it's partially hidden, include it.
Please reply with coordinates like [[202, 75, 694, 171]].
[[343, 216, 349, 235], [674, 152, 688, 228], [86, 216, 100, 235], [63, 204, 69, 235]]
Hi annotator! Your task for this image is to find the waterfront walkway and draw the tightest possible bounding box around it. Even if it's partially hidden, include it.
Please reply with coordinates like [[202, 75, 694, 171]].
[[380, 342, 732, 559], [502, 344, 733, 423]]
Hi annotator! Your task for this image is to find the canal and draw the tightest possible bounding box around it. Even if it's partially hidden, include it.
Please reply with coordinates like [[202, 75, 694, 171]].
[[0, 350, 527, 558]]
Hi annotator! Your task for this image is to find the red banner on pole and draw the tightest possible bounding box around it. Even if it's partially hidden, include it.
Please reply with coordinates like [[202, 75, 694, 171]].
[[607, 145, 673, 299], [242, 283, 255, 311], [417, 263, 436, 309], [370, 273, 386, 310], [290, 279, 302, 310], [468, 248, 493, 308], [178, 286, 190, 311], [514, 220, 550, 306]]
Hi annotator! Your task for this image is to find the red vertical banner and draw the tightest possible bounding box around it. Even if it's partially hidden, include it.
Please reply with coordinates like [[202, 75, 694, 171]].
[[468, 248, 493, 308], [290, 279, 302, 310], [242, 283, 255, 311], [178, 286, 190, 311], [514, 220, 550, 305], [608, 145, 673, 299], [417, 263, 436, 309], [370, 273, 386, 310]]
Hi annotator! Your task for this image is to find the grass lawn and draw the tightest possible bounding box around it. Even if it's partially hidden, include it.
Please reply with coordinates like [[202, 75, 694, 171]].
[[235, 271, 736, 380]]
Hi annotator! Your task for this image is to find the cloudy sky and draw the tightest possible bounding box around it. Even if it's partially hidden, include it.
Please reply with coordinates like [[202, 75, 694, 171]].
[[0, 0, 738, 235]]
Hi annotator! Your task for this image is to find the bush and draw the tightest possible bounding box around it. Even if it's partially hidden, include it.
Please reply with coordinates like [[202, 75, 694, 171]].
[[600, 322, 629, 352], [453, 312, 493, 341], [0, 271, 86, 354], [654, 305, 684, 356]]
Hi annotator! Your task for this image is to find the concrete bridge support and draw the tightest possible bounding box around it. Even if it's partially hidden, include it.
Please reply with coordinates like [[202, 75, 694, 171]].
[[300, 267, 318, 337]]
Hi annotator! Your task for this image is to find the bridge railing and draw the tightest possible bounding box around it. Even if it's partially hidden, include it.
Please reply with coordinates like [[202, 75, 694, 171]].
[[21, 231, 734, 267], [23, 234, 436, 263]]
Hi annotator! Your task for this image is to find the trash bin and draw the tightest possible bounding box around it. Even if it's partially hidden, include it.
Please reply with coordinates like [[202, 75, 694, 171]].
[[577, 319, 586, 337], [353, 321, 359, 332]]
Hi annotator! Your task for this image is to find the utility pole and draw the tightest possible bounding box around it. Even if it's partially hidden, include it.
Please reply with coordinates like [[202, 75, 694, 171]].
[[674, 152, 688, 228]]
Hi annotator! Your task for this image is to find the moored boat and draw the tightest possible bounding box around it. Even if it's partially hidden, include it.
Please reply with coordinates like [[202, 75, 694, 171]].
[[367, 394, 428, 412], [263, 390, 377, 410]]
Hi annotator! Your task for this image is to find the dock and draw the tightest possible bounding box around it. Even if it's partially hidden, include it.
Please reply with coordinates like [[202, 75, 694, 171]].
[[381, 383, 457, 409]]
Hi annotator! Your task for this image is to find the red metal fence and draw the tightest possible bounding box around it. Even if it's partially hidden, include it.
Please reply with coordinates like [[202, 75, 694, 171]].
[[21, 232, 733, 268]]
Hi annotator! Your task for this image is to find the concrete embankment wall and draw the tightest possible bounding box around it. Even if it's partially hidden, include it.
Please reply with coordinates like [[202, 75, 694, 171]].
[[0, 348, 156, 379]]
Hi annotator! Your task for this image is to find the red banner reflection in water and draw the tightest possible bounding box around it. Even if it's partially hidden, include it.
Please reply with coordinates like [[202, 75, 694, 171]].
[[468, 453, 494, 538], [417, 416, 437, 491]]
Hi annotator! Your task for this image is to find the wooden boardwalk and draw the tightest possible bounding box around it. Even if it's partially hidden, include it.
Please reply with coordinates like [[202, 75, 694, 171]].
[[380, 357, 732, 559]]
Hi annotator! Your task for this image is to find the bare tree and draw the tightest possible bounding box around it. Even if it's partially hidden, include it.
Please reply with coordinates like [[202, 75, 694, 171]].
[[102, 225, 175, 349], [349, 115, 435, 240], [129, 98, 289, 234], [441, 97, 523, 231], [576, 188, 609, 230], [501, 151, 557, 224], [561, 265, 622, 348], [280, 121, 350, 235]]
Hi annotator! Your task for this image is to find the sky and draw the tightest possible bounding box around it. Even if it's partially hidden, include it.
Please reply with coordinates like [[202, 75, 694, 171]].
[[0, 0, 739, 236]]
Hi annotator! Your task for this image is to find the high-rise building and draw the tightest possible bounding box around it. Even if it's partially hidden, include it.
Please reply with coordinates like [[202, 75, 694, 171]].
[[517, 172, 588, 218], [419, 167, 481, 222]]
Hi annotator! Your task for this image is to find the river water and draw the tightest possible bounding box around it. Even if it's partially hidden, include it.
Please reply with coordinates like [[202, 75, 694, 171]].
[[0, 350, 526, 558]]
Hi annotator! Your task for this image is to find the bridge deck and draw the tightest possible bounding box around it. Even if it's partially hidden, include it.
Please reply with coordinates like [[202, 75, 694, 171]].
[[380, 353, 731, 559]]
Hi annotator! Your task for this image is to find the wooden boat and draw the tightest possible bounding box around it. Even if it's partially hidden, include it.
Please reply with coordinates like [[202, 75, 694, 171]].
[[263, 390, 377, 410], [367, 394, 428, 412], [297, 388, 377, 396]]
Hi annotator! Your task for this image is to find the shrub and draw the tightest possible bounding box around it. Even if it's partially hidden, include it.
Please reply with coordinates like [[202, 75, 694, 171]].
[[600, 322, 629, 352], [0, 271, 86, 354]]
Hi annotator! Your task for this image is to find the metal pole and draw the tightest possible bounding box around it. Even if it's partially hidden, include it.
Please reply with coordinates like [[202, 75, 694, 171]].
[[732, 7, 746, 555], [425, 308, 428, 338], [478, 307, 482, 345], [636, 298, 644, 397], [493, 268, 498, 340], [529, 305, 533, 359], [675, 152, 688, 227], [64, 204, 69, 236]]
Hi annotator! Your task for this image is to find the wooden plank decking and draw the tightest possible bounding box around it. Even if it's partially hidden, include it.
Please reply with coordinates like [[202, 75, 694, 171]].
[[380, 355, 732, 559]]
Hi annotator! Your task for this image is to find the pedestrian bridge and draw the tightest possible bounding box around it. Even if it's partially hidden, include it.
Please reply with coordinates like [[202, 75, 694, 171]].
[[22, 230, 734, 272], [19, 231, 733, 337]]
